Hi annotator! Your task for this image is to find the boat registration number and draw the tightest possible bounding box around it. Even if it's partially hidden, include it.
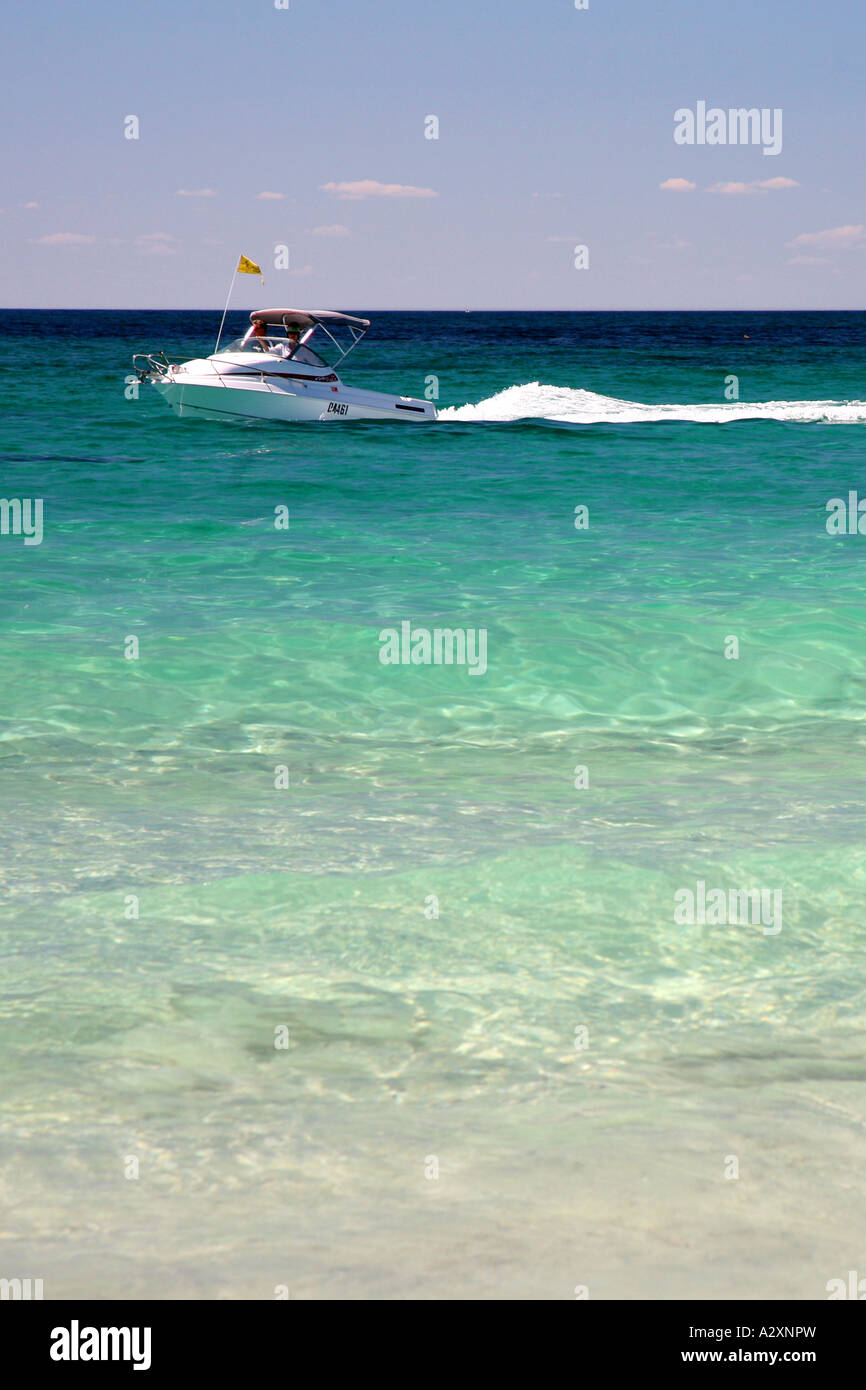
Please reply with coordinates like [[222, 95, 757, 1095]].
[[326, 401, 349, 416]]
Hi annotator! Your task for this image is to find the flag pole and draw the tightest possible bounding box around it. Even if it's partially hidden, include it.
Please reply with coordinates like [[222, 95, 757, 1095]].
[[214, 255, 240, 353]]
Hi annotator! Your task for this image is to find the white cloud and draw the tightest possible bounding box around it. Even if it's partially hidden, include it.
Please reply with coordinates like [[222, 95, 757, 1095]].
[[22, 201, 39, 209], [309, 224, 351, 237], [787, 254, 830, 265], [708, 177, 799, 195], [319, 179, 437, 199], [658, 237, 691, 251], [289, 264, 315, 276], [176, 188, 216, 198], [33, 232, 96, 245], [660, 178, 696, 192], [753, 177, 799, 190], [135, 232, 178, 256], [707, 181, 756, 195], [256, 191, 285, 200], [786, 224, 865, 249]]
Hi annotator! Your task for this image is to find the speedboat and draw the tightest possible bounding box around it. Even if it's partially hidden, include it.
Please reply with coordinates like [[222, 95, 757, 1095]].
[[133, 309, 436, 423]]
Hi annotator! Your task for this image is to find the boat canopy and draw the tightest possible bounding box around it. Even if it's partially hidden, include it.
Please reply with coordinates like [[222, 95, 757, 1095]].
[[249, 308, 371, 330]]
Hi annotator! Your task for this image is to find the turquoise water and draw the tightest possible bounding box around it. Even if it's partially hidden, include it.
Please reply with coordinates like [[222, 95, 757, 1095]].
[[1, 310, 865, 1298]]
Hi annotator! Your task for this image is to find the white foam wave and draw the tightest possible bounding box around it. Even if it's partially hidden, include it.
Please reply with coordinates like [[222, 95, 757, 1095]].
[[436, 382, 866, 425]]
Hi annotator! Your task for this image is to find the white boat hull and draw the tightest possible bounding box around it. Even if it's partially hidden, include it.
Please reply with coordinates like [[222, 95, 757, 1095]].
[[150, 362, 435, 424]]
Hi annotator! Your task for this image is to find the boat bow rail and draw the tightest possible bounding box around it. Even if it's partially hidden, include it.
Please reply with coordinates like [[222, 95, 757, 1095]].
[[133, 351, 175, 382]]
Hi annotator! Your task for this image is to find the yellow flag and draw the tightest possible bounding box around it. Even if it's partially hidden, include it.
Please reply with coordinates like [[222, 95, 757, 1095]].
[[237, 254, 263, 280]]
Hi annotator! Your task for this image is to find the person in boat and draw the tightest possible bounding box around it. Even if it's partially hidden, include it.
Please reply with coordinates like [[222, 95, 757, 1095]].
[[282, 330, 324, 366], [251, 318, 270, 351], [265, 328, 299, 360], [267, 331, 295, 361]]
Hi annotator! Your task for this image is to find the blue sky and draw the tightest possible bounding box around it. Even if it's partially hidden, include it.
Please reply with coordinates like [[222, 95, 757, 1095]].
[[2, 0, 864, 308]]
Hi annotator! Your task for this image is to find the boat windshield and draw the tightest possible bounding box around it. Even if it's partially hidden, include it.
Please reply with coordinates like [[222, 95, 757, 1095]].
[[288, 343, 328, 367], [215, 336, 271, 354], [214, 335, 329, 367]]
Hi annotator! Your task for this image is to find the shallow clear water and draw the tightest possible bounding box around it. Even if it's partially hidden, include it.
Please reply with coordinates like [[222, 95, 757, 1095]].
[[1, 310, 865, 1298]]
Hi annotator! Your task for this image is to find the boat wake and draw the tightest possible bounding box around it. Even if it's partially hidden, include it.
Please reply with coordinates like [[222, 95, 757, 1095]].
[[437, 383, 866, 425]]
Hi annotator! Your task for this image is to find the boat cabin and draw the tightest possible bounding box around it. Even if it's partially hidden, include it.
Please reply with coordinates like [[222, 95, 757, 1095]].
[[215, 308, 371, 371]]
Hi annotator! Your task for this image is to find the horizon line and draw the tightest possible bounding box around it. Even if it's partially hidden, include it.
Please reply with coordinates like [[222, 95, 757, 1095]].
[[2, 305, 865, 314]]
